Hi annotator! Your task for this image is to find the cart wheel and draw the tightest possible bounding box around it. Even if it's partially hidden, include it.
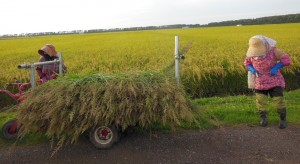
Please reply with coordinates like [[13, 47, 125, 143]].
[[89, 125, 119, 149], [2, 119, 19, 139]]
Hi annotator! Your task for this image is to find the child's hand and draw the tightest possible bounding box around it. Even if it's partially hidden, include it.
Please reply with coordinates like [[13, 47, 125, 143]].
[[247, 65, 259, 75], [270, 62, 284, 76]]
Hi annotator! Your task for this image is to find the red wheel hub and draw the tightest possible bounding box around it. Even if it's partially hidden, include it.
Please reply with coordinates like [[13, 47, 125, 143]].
[[100, 128, 110, 137], [8, 123, 18, 134]]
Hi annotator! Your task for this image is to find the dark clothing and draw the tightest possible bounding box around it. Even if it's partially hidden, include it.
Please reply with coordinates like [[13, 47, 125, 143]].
[[254, 86, 284, 98]]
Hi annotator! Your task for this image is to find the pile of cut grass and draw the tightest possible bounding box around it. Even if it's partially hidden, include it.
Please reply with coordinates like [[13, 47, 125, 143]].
[[15, 71, 196, 150]]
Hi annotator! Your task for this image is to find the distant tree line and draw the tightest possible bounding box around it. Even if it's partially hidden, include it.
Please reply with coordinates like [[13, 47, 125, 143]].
[[202, 13, 300, 27], [1, 13, 299, 38]]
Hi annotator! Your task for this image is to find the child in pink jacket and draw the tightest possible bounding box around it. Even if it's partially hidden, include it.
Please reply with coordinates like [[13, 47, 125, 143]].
[[244, 35, 291, 129]]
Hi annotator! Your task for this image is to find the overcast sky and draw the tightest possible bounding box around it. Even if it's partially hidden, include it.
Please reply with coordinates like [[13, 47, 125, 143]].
[[1, 0, 300, 35]]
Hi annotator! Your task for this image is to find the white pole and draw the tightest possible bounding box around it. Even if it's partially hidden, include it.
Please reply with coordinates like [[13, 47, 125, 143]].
[[175, 36, 180, 83], [30, 65, 36, 87], [18, 60, 61, 68], [58, 52, 63, 75]]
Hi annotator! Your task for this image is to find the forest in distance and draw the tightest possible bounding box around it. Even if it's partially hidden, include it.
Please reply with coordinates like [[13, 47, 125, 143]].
[[1, 13, 299, 38]]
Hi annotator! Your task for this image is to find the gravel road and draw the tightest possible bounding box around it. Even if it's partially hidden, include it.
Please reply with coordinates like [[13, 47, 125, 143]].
[[1, 125, 300, 164]]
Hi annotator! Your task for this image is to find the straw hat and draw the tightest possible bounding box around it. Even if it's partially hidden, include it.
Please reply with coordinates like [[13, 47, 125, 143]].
[[246, 37, 266, 57], [38, 44, 57, 56]]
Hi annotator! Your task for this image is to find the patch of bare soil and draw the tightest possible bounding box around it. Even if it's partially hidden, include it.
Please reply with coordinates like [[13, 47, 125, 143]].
[[1, 125, 300, 164]]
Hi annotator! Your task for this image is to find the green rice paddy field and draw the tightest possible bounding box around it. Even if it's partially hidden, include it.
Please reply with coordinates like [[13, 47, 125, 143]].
[[1, 23, 300, 97]]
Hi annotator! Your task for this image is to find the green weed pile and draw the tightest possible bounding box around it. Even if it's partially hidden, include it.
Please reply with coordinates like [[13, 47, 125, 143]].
[[15, 72, 196, 149]]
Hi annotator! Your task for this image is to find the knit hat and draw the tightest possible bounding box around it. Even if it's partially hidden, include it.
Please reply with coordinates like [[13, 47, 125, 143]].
[[38, 44, 57, 57], [246, 35, 277, 57]]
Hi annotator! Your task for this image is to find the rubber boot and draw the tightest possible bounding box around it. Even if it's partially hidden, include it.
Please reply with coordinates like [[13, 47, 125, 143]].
[[278, 109, 287, 129], [259, 111, 268, 127]]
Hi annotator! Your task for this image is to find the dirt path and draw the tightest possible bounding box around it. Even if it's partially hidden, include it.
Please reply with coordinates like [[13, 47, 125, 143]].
[[1, 125, 300, 164]]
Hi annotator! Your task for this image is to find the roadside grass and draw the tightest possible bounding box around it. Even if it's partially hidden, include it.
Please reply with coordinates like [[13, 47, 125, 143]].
[[193, 89, 300, 128], [0, 89, 299, 147], [0, 111, 48, 146]]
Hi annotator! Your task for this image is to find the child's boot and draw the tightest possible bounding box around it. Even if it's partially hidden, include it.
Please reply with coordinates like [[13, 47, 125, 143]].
[[260, 111, 268, 127], [278, 109, 287, 129]]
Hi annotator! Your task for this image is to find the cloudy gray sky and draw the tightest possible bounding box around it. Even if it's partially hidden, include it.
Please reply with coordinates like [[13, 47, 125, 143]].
[[1, 0, 299, 35]]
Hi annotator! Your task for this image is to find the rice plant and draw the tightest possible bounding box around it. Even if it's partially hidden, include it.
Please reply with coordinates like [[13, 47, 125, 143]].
[[0, 23, 299, 98]]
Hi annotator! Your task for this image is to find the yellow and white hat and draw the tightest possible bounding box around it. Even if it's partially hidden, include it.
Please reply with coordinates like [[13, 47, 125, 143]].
[[246, 35, 276, 57]]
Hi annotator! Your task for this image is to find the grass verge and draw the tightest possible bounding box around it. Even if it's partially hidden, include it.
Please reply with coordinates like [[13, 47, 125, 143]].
[[193, 89, 300, 128]]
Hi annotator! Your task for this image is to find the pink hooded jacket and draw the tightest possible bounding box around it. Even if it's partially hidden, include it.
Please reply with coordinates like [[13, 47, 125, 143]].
[[244, 48, 291, 90]]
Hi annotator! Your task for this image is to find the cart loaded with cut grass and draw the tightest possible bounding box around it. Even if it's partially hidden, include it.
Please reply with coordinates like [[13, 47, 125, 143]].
[[4, 72, 196, 152]]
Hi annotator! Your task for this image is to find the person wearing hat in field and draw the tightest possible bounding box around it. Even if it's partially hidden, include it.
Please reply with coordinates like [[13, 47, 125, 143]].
[[244, 35, 291, 129], [36, 44, 67, 83]]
